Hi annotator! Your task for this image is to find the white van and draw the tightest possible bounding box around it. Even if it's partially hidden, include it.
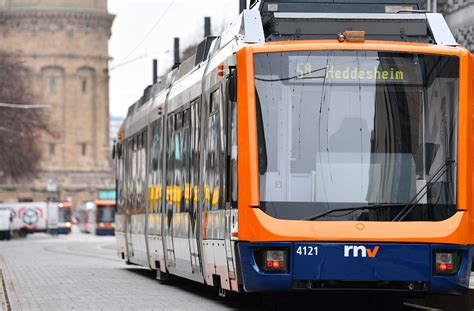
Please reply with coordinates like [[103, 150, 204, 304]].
[[0, 202, 59, 237], [0, 209, 13, 240]]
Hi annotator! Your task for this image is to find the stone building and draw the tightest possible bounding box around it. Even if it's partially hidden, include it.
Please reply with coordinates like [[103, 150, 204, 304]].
[[0, 0, 115, 206]]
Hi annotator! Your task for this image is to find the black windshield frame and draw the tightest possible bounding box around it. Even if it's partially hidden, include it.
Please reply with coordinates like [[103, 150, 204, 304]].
[[96, 205, 115, 223], [58, 207, 71, 223]]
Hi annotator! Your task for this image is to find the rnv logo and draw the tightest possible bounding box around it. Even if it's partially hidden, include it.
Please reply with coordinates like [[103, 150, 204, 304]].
[[344, 245, 380, 258]]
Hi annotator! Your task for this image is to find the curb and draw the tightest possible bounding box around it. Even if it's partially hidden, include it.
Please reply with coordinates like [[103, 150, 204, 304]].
[[0, 268, 10, 311], [0, 257, 18, 311]]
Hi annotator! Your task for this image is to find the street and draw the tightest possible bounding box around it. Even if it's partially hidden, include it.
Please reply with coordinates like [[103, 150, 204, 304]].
[[0, 233, 244, 310], [0, 232, 473, 311]]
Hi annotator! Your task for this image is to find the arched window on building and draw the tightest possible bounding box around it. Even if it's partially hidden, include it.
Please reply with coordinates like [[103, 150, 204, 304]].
[[49, 77, 57, 93], [81, 143, 87, 156], [41, 66, 65, 96], [81, 79, 87, 93], [77, 67, 95, 96]]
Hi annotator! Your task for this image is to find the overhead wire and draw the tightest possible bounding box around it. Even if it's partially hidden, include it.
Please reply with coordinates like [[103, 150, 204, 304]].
[[117, 0, 177, 65]]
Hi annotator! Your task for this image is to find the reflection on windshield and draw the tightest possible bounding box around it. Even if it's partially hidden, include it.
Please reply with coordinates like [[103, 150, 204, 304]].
[[97, 205, 115, 223], [254, 51, 458, 222]]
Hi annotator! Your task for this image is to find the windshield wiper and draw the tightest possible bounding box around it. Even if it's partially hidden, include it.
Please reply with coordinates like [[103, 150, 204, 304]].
[[305, 204, 401, 221], [392, 159, 456, 222]]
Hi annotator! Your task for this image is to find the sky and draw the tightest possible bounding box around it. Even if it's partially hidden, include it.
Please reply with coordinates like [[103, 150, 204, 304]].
[[108, 0, 240, 117]]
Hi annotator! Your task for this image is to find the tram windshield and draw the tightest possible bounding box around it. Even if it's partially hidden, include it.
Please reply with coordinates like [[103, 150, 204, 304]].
[[97, 205, 115, 223], [254, 51, 459, 222], [58, 207, 71, 223]]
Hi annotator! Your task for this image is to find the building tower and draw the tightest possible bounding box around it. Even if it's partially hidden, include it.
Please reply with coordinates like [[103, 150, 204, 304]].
[[0, 0, 115, 204]]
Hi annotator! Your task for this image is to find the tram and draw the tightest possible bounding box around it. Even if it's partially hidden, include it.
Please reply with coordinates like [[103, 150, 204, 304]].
[[79, 200, 115, 235], [94, 200, 115, 235], [114, 0, 474, 297], [56, 202, 72, 234]]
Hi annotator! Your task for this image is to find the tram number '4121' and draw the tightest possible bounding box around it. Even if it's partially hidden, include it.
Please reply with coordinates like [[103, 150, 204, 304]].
[[296, 246, 319, 256]]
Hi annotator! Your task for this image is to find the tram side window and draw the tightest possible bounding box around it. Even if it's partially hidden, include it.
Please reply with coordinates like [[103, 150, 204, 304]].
[[116, 143, 125, 214], [128, 137, 137, 214], [174, 112, 184, 213], [141, 129, 147, 214], [150, 120, 163, 214], [225, 76, 238, 207], [151, 122, 160, 172], [120, 146, 125, 214], [133, 136, 138, 214], [190, 99, 201, 226], [182, 108, 191, 213], [166, 116, 175, 212], [126, 138, 133, 215], [205, 88, 222, 211]]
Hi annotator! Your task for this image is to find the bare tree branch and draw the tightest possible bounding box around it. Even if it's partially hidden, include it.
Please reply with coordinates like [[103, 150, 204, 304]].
[[0, 54, 50, 181]]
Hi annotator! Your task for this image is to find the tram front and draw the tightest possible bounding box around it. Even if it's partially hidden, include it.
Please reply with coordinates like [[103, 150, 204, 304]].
[[235, 41, 474, 294]]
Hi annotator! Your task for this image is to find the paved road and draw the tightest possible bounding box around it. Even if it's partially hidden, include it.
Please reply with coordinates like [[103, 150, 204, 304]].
[[0, 232, 473, 310]]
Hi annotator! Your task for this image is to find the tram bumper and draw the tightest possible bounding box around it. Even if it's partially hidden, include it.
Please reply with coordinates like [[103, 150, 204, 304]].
[[95, 228, 115, 236], [238, 242, 472, 294]]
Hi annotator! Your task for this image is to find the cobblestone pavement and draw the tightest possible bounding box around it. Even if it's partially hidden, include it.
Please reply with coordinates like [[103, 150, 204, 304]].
[[0, 232, 257, 311], [0, 232, 473, 311]]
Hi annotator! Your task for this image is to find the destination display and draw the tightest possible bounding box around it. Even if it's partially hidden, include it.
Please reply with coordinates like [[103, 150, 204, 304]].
[[285, 53, 423, 85]]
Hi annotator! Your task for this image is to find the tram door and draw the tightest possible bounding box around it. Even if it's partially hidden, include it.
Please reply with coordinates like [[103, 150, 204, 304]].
[[189, 100, 201, 272], [224, 86, 238, 284], [165, 109, 194, 274], [126, 137, 134, 258], [164, 116, 176, 267]]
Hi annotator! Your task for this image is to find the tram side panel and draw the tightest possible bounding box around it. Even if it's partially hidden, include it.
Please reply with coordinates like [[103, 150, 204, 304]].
[[115, 49, 240, 291]]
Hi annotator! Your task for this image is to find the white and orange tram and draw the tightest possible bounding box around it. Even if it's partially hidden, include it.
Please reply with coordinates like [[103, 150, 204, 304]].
[[114, 0, 474, 298]]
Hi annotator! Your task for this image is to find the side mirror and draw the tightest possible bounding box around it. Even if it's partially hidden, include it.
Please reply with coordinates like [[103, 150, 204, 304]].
[[112, 142, 116, 160], [227, 67, 237, 102]]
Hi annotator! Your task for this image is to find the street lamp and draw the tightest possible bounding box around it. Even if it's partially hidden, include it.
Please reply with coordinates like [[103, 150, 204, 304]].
[[46, 179, 59, 202]]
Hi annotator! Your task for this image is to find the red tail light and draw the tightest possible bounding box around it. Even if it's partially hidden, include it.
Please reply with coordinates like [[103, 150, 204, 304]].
[[435, 251, 461, 275], [263, 250, 288, 273]]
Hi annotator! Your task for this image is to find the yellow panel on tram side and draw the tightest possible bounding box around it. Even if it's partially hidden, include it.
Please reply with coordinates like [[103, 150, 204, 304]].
[[212, 187, 220, 207], [204, 185, 211, 204], [184, 183, 192, 202], [173, 185, 181, 204], [193, 186, 199, 203]]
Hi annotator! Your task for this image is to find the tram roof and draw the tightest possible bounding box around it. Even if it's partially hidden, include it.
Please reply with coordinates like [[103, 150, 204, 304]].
[[252, 0, 423, 14], [120, 1, 458, 133]]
